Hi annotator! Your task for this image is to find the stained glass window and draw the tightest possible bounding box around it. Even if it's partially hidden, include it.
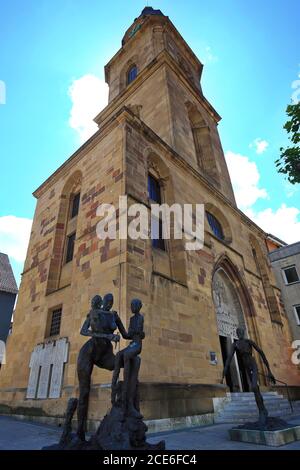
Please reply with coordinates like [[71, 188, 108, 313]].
[[127, 65, 137, 85], [206, 211, 224, 240]]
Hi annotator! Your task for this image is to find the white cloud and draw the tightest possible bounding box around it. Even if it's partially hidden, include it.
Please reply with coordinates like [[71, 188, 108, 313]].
[[284, 181, 300, 199], [68, 74, 109, 143], [225, 150, 300, 243], [0, 216, 32, 263], [225, 150, 268, 210], [201, 46, 218, 65], [245, 205, 300, 244], [250, 138, 269, 155]]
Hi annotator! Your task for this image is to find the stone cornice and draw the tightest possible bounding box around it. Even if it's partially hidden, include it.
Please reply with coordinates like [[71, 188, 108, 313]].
[[96, 49, 221, 128]]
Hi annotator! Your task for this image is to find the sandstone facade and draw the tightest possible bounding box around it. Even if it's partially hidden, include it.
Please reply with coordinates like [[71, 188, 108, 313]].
[[0, 8, 299, 427]]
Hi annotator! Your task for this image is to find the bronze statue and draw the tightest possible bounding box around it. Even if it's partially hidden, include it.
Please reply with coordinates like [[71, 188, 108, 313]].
[[76, 293, 128, 441], [222, 327, 276, 428], [111, 298, 145, 417], [44, 293, 165, 450]]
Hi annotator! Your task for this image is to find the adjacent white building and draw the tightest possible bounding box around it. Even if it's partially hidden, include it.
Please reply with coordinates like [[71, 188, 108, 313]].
[[269, 242, 300, 341]]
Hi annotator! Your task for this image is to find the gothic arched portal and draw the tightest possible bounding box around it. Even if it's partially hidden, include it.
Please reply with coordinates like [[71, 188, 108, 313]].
[[212, 262, 251, 392]]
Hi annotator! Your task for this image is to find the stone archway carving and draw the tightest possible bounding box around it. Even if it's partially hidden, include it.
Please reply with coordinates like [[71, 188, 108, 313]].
[[212, 268, 247, 339]]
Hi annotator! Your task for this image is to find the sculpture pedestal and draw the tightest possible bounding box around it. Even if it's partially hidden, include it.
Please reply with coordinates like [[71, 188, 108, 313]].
[[229, 418, 300, 447], [89, 405, 165, 450], [43, 394, 165, 450]]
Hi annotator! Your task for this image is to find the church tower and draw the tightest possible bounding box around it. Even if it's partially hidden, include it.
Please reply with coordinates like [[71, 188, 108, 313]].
[[96, 7, 236, 203], [0, 7, 298, 430]]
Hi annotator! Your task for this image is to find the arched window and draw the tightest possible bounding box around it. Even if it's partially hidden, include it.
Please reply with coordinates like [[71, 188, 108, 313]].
[[148, 174, 165, 251], [186, 102, 220, 184], [127, 65, 137, 85], [206, 211, 224, 240], [249, 235, 282, 325], [46, 171, 82, 293]]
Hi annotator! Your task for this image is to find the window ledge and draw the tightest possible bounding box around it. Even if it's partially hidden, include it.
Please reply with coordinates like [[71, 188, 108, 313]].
[[271, 319, 283, 327], [152, 270, 188, 288], [44, 334, 61, 342], [208, 231, 232, 246], [46, 283, 71, 296]]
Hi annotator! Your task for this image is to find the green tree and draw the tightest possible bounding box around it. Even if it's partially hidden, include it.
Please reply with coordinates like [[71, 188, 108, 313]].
[[276, 102, 300, 184]]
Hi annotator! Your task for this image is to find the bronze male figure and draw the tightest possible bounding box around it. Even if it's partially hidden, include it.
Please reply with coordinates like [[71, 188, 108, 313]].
[[111, 298, 145, 417], [222, 327, 276, 428]]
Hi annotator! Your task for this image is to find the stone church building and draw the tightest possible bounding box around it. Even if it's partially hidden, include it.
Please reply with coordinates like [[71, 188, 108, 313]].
[[0, 7, 299, 429]]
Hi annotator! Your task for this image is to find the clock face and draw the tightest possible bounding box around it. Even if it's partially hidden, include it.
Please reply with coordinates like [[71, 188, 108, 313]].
[[129, 22, 142, 39]]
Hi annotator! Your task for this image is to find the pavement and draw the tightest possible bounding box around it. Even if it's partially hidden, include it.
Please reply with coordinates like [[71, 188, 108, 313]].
[[0, 415, 300, 450]]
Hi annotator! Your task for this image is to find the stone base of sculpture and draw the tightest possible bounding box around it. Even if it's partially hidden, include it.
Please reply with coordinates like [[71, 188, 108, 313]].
[[89, 404, 165, 450], [229, 417, 300, 447], [43, 391, 165, 451]]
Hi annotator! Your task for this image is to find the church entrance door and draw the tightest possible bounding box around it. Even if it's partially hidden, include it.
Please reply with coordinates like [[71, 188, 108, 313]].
[[213, 268, 249, 392]]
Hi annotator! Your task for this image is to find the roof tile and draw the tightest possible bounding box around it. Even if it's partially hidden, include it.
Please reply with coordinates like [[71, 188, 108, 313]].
[[0, 253, 18, 294]]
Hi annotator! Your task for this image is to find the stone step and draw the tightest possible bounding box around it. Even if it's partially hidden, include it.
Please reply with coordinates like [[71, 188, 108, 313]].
[[228, 394, 284, 401], [227, 398, 286, 405], [226, 400, 287, 407], [215, 412, 294, 424], [215, 392, 299, 424], [218, 409, 292, 419], [220, 408, 292, 416], [229, 396, 284, 401], [223, 403, 291, 411], [218, 404, 292, 413], [218, 402, 292, 412], [215, 418, 292, 424], [228, 392, 279, 397], [224, 400, 291, 408]]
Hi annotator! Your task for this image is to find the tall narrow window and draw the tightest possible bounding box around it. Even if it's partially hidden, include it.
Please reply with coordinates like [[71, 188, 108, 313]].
[[206, 211, 224, 241], [187, 102, 220, 183], [66, 232, 76, 263], [70, 192, 80, 219], [46, 171, 82, 293], [151, 217, 166, 251], [127, 65, 137, 85], [49, 308, 62, 337], [148, 174, 165, 251], [250, 235, 282, 325], [294, 305, 300, 325], [148, 174, 161, 203], [282, 266, 299, 285]]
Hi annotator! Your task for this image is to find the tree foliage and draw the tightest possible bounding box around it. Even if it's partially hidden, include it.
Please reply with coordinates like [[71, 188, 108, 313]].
[[276, 102, 300, 184]]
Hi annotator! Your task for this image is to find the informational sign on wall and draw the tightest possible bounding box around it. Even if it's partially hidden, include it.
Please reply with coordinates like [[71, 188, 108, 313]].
[[26, 338, 69, 399], [0, 340, 6, 364]]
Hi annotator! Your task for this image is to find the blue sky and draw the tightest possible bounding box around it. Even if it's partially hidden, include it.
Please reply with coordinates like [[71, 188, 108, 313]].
[[0, 0, 299, 285]]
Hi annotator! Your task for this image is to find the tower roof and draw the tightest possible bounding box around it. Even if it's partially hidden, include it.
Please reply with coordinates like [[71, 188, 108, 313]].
[[122, 6, 166, 46], [140, 6, 164, 17], [0, 253, 18, 294]]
